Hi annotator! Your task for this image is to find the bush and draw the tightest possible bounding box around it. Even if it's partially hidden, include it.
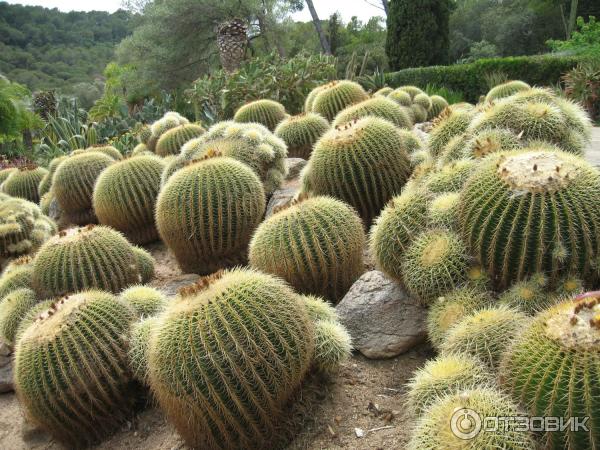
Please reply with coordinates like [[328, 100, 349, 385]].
[[386, 55, 582, 102]]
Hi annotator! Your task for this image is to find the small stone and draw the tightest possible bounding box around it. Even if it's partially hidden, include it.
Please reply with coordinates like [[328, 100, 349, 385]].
[[355, 427, 365, 438], [284, 158, 307, 181], [156, 274, 201, 298], [265, 186, 298, 219], [0, 358, 14, 393], [0, 341, 11, 356], [336, 271, 427, 359]]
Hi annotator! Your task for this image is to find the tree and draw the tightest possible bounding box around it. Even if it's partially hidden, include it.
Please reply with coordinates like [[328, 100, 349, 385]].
[[386, 0, 451, 70], [305, 0, 331, 54], [328, 13, 340, 55]]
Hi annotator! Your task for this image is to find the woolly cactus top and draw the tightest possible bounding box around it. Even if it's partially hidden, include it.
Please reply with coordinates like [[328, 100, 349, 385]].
[[544, 292, 600, 349], [419, 232, 453, 267]]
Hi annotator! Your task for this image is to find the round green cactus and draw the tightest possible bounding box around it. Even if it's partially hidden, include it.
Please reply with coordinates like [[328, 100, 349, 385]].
[[409, 150, 435, 180], [0, 168, 16, 186], [129, 316, 158, 386], [441, 305, 528, 369], [14, 290, 136, 447], [119, 285, 166, 318], [332, 97, 413, 129], [233, 99, 287, 131], [388, 89, 412, 107], [469, 101, 583, 154], [301, 294, 338, 322], [138, 124, 152, 144], [497, 273, 554, 315], [81, 145, 123, 160], [428, 109, 473, 158], [32, 225, 141, 299], [410, 104, 428, 123], [369, 189, 429, 283], [413, 93, 432, 111], [249, 196, 365, 302], [93, 155, 165, 244], [304, 84, 328, 112], [52, 151, 115, 225], [313, 319, 352, 374], [427, 285, 492, 350], [156, 157, 266, 275], [459, 149, 600, 289], [274, 113, 330, 159], [13, 298, 52, 344], [400, 229, 469, 304], [0, 257, 34, 299], [155, 123, 205, 157], [38, 155, 66, 197], [398, 129, 424, 154], [147, 268, 315, 450], [300, 116, 412, 225], [407, 354, 493, 416], [1, 166, 48, 203], [485, 80, 531, 102], [427, 95, 449, 120], [500, 292, 600, 450], [132, 246, 155, 283], [131, 142, 150, 156], [0, 287, 37, 346], [423, 159, 476, 193], [407, 387, 535, 450], [427, 192, 460, 230], [373, 86, 393, 97], [462, 128, 522, 159], [311, 80, 369, 121], [148, 112, 189, 152], [438, 133, 470, 166], [39, 192, 52, 215], [397, 85, 424, 99], [175, 121, 288, 195]]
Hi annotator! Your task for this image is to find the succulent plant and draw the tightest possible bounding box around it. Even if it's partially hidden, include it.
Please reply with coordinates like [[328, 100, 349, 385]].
[[409, 150, 435, 180], [370, 189, 429, 283], [0, 287, 37, 346], [0, 198, 55, 258], [155, 123, 205, 157], [311, 80, 369, 121], [469, 101, 584, 155], [233, 99, 287, 131], [32, 225, 141, 299], [169, 121, 288, 195], [388, 89, 412, 107], [249, 196, 365, 302], [423, 159, 476, 193], [427, 192, 460, 230], [93, 155, 165, 244], [138, 125, 152, 144], [426, 285, 492, 350], [1, 166, 48, 203], [497, 273, 554, 315], [300, 117, 412, 225], [38, 155, 66, 198], [0, 168, 16, 186], [459, 149, 600, 289], [14, 290, 136, 447], [119, 285, 166, 318], [39, 192, 52, 215], [274, 113, 330, 159], [500, 292, 600, 450], [80, 145, 123, 160], [407, 387, 535, 450], [147, 268, 315, 450], [148, 112, 189, 152], [332, 97, 413, 129], [156, 157, 266, 275], [485, 80, 531, 102], [397, 85, 424, 99], [461, 128, 522, 159], [304, 84, 328, 112], [428, 109, 473, 158], [438, 134, 470, 166], [313, 319, 352, 374], [398, 129, 424, 154], [132, 246, 155, 283], [13, 298, 53, 344], [407, 354, 493, 416], [129, 316, 158, 385], [0, 257, 34, 299], [400, 229, 469, 304], [410, 104, 429, 123], [373, 87, 393, 97], [413, 93, 433, 111], [441, 305, 528, 369], [52, 151, 115, 225], [427, 95, 449, 120], [131, 143, 150, 156]]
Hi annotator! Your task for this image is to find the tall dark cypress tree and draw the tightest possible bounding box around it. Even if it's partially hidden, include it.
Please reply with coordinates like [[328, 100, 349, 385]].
[[386, 0, 451, 71]]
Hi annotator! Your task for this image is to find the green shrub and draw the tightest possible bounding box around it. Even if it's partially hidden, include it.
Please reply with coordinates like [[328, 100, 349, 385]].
[[386, 55, 582, 102]]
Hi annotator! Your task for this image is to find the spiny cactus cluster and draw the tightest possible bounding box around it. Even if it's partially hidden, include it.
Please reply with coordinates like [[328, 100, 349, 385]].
[[332, 96, 413, 129], [274, 112, 330, 159], [233, 99, 287, 131], [386, 85, 446, 122], [147, 111, 189, 152], [1, 165, 48, 203], [155, 123, 205, 157], [0, 256, 34, 299], [485, 80, 531, 103], [307, 80, 368, 121], [249, 196, 365, 302], [75, 144, 123, 160]]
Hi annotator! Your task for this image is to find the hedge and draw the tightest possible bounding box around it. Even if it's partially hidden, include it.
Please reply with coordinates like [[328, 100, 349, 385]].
[[385, 55, 583, 102]]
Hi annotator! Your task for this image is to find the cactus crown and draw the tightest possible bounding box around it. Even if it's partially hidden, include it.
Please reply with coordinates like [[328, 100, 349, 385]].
[[497, 151, 574, 193], [544, 292, 600, 348]]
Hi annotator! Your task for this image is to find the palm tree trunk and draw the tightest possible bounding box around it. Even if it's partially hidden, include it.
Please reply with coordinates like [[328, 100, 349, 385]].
[[305, 0, 331, 55]]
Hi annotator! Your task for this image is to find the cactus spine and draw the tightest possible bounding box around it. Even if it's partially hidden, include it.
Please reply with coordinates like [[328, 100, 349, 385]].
[[310, 80, 369, 121], [32, 225, 141, 299], [233, 99, 287, 131], [274, 113, 330, 159], [332, 97, 413, 129], [14, 291, 136, 447], [0, 287, 37, 346], [1, 166, 48, 203], [249, 196, 365, 302], [428, 110, 473, 158], [0, 198, 55, 258], [427, 95, 449, 120], [93, 155, 165, 244], [132, 246, 155, 283], [485, 80, 531, 102], [0, 257, 34, 299], [459, 149, 600, 289], [155, 124, 205, 157], [301, 117, 412, 225], [119, 285, 166, 318], [147, 269, 315, 450], [156, 157, 266, 275]]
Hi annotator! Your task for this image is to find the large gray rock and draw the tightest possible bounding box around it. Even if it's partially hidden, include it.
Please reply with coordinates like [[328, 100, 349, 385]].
[[336, 270, 427, 359], [265, 186, 298, 219], [284, 158, 307, 181], [0, 358, 13, 393]]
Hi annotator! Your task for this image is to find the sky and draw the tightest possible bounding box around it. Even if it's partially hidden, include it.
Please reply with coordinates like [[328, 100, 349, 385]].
[[4, 0, 385, 22]]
